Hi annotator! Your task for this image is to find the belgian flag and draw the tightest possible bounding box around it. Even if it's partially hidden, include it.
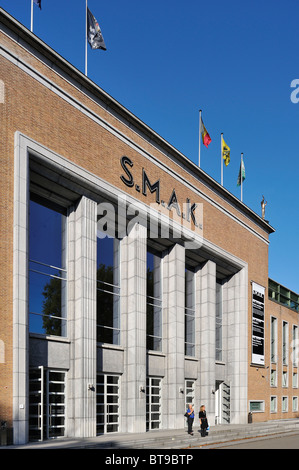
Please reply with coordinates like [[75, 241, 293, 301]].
[[200, 116, 212, 148]]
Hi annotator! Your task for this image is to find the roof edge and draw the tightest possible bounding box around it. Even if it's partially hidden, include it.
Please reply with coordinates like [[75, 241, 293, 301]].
[[0, 7, 275, 236]]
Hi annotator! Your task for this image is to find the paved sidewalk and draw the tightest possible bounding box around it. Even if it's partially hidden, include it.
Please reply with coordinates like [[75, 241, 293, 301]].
[[3, 419, 299, 450]]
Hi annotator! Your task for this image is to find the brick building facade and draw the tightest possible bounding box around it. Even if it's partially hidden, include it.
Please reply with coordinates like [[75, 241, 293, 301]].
[[0, 9, 298, 444]]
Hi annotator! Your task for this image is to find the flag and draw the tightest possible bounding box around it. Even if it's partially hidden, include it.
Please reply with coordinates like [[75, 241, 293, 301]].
[[237, 157, 246, 186], [33, 0, 41, 9], [222, 137, 230, 166], [200, 117, 212, 148], [87, 8, 106, 50]]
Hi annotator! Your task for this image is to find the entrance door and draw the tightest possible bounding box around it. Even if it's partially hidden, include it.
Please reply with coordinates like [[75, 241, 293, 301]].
[[146, 377, 162, 430], [215, 381, 230, 424], [29, 367, 66, 441], [184, 380, 195, 427], [96, 374, 120, 434]]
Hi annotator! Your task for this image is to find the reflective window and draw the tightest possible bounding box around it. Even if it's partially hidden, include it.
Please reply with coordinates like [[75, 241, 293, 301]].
[[283, 321, 288, 366], [185, 268, 195, 356], [97, 234, 120, 345], [271, 316, 278, 363], [146, 249, 162, 351], [216, 281, 223, 361], [29, 199, 67, 336]]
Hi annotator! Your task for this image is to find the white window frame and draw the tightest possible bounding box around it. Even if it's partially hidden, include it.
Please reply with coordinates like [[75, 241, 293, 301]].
[[270, 316, 277, 363], [146, 377, 162, 430], [270, 396, 277, 413], [282, 396, 288, 413], [293, 371, 298, 389], [270, 368, 277, 387], [249, 400, 265, 413], [282, 370, 288, 388], [292, 325, 298, 367], [282, 321, 289, 366], [96, 373, 121, 434]]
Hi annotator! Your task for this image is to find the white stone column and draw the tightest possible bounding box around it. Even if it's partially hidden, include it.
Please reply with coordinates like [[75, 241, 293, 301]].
[[67, 196, 97, 437], [162, 243, 185, 429], [120, 223, 147, 433], [196, 260, 216, 425], [224, 268, 248, 424], [13, 136, 30, 444]]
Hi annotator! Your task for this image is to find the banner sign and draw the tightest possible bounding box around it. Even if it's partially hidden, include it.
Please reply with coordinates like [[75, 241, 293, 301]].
[[252, 282, 265, 365]]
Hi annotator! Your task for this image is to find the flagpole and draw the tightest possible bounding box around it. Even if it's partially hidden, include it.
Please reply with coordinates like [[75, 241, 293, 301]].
[[31, 0, 34, 32], [241, 153, 243, 202], [85, 0, 88, 76], [198, 110, 202, 167], [221, 133, 223, 186]]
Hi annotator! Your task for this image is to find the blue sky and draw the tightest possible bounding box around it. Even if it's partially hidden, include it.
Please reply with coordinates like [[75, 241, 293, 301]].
[[1, 0, 299, 293]]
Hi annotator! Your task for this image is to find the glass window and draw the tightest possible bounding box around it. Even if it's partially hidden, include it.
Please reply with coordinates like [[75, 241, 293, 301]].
[[283, 321, 288, 366], [282, 370, 288, 388], [270, 396, 277, 413], [293, 372, 298, 388], [185, 268, 195, 357], [271, 317, 277, 363], [97, 234, 120, 345], [292, 397, 298, 412], [146, 249, 162, 351], [292, 325, 298, 367], [282, 396, 288, 412], [249, 401, 264, 412], [270, 369, 277, 387], [29, 199, 67, 336], [185, 380, 195, 407], [216, 281, 223, 361]]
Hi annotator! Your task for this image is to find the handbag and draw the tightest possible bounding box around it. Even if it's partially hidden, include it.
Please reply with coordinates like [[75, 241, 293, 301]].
[[184, 412, 189, 417]]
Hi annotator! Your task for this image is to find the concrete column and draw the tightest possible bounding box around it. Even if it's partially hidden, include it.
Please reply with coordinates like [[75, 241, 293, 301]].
[[162, 243, 185, 429], [120, 223, 147, 433], [68, 196, 97, 437], [224, 268, 248, 424], [196, 260, 216, 425], [13, 137, 30, 444]]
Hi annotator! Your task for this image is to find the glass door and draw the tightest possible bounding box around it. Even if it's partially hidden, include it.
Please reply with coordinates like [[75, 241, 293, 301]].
[[29, 366, 44, 441], [184, 380, 195, 427], [146, 377, 162, 430], [29, 367, 66, 441], [96, 374, 120, 434], [47, 370, 66, 438]]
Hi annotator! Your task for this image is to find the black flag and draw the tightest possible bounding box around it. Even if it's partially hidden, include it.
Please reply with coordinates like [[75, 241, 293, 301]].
[[33, 0, 41, 9], [87, 8, 106, 50]]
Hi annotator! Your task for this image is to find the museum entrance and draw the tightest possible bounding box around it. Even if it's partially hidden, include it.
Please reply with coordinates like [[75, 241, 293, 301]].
[[29, 367, 66, 441]]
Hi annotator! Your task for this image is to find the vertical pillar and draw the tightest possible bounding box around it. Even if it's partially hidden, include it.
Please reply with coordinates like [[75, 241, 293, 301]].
[[224, 268, 248, 424], [68, 196, 97, 437], [13, 136, 29, 444], [196, 260, 216, 425], [163, 243, 185, 429], [121, 223, 147, 433]]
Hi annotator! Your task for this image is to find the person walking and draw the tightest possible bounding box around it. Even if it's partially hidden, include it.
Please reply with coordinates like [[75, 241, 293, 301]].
[[198, 404, 208, 437], [186, 404, 194, 435]]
